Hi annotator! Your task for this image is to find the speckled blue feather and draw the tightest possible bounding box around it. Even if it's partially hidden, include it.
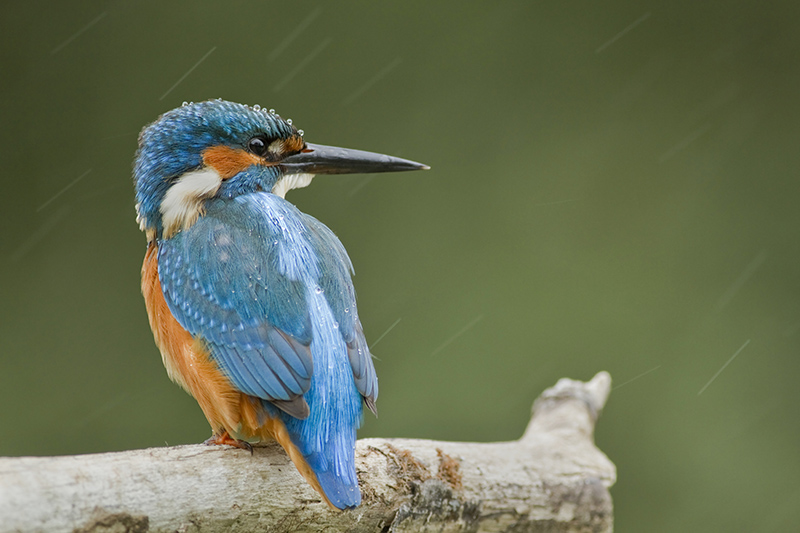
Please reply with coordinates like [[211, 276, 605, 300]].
[[158, 192, 377, 508]]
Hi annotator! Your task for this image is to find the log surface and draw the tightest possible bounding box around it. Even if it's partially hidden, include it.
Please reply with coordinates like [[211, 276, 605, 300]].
[[0, 372, 616, 532]]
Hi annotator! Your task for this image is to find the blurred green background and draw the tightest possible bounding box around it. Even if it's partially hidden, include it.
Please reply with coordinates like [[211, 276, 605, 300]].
[[2, 1, 799, 530]]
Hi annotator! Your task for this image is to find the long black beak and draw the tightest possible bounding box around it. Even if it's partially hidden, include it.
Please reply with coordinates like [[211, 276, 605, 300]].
[[279, 143, 429, 175]]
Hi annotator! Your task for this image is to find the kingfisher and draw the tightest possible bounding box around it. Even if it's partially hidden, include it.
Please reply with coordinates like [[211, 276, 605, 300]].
[[133, 99, 427, 509]]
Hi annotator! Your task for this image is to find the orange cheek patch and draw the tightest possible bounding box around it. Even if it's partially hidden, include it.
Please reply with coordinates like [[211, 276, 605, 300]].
[[202, 145, 270, 179], [283, 134, 305, 154]]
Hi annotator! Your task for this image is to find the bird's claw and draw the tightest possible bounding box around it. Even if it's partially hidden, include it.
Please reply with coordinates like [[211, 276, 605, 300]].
[[204, 431, 254, 455]]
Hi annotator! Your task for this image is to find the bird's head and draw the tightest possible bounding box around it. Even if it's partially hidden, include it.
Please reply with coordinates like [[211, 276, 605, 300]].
[[133, 99, 427, 240]]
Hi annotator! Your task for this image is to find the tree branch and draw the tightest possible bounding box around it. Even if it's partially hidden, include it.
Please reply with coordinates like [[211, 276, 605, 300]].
[[0, 372, 615, 532]]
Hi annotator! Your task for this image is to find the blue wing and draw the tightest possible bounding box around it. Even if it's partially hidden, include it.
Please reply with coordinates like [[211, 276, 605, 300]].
[[157, 193, 377, 418], [302, 214, 378, 409]]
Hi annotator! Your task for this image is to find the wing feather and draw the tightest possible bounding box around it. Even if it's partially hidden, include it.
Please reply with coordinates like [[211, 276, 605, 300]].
[[301, 213, 379, 406], [158, 193, 378, 417]]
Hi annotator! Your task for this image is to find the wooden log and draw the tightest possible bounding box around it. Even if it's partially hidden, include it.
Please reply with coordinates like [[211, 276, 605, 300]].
[[0, 372, 615, 532]]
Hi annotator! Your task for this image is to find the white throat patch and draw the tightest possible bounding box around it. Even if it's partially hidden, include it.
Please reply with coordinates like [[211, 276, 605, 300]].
[[160, 167, 222, 238], [272, 173, 315, 199]]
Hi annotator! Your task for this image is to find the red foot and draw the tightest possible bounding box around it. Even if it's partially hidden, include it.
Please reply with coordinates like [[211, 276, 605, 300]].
[[204, 431, 253, 455]]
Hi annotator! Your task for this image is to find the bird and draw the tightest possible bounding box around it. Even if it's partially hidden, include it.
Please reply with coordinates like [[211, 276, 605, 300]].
[[133, 99, 427, 509]]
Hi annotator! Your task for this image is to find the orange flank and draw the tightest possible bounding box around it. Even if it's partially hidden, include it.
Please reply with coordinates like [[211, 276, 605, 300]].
[[140, 243, 335, 509], [141, 242, 240, 430], [202, 145, 268, 180]]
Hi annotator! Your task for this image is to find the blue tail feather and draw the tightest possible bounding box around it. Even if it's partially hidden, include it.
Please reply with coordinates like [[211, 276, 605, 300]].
[[281, 405, 363, 509], [278, 284, 365, 509], [301, 430, 362, 508], [316, 467, 361, 508]]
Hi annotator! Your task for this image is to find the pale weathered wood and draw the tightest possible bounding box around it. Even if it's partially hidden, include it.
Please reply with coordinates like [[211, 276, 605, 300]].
[[0, 372, 615, 532]]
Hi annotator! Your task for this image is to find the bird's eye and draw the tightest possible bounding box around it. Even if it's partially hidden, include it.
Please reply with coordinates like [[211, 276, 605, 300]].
[[247, 135, 269, 157]]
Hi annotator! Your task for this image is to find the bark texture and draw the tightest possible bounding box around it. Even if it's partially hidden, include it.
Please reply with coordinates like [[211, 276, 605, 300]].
[[0, 372, 615, 532]]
